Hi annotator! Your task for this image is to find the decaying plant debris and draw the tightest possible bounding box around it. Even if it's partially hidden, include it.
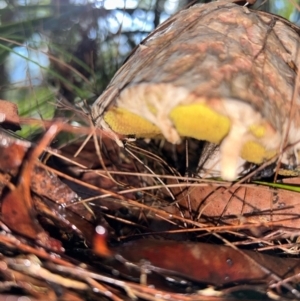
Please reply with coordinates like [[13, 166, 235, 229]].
[[2, 111, 300, 300], [3, 1, 300, 301]]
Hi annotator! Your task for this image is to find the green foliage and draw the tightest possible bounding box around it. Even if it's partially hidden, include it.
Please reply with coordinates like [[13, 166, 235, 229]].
[[270, 0, 300, 21], [6, 86, 56, 137], [253, 180, 300, 192]]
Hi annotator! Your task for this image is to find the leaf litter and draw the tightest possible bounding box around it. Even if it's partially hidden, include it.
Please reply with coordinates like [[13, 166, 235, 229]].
[[2, 1, 300, 300], [0, 115, 300, 300]]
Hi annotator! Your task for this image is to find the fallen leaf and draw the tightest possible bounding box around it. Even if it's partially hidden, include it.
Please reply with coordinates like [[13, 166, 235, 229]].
[[1, 124, 63, 250], [177, 184, 300, 229], [113, 239, 300, 287], [0, 100, 21, 131]]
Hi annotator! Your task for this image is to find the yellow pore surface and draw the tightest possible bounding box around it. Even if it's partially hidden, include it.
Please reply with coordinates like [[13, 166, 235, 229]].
[[104, 107, 161, 138], [169, 104, 230, 143], [103, 104, 274, 164]]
